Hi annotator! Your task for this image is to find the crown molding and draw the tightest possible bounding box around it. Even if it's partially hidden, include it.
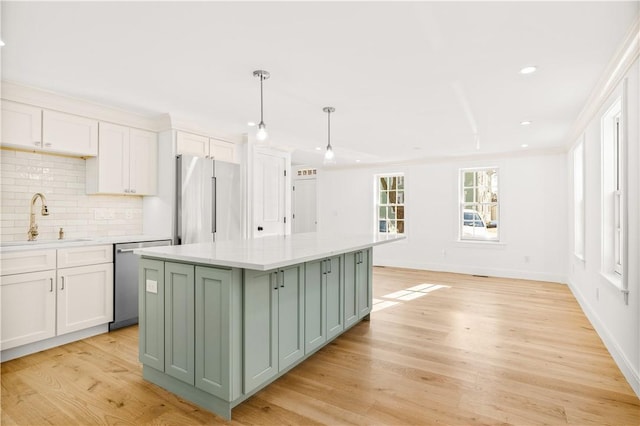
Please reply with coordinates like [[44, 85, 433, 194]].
[[565, 15, 640, 149], [1, 80, 165, 131]]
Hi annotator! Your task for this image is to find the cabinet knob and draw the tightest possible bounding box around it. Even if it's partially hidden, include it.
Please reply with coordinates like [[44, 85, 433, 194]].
[[34, 141, 41, 146], [130, 189, 136, 194], [44, 142, 52, 147], [124, 189, 130, 193]]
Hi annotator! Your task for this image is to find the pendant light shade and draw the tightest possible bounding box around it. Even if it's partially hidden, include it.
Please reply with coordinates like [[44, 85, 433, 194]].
[[253, 70, 270, 141], [323, 106, 336, 164]]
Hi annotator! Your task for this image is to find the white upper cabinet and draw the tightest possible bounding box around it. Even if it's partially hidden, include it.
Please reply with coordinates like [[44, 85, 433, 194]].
[[86, 122, 158, 195], [176, 130, 237, 163], [1, 100, 42, 149], [42, 110, 98, 156]]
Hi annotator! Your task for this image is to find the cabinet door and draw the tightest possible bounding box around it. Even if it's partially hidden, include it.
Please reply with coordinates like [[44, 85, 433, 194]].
[[129, 128, 158, 195], [195, 266, 231, 399], [325, 255, 344, 339], [243, 269, 278, 393], [278, 265, 305, 371], [139, 259, 165, 369], [42, 110, 98, 156], [93, 122, 129, 194], [176, 131, 209, 158], [210, 138, 236, 163], [357, 249, 372, 319], [304, 259, 325, 354], [343, 252, 358, 328], [164, 262, 195, 385], [0, 270, 56, 350], [1, 100, 41, 149], [56, 263, 113, 336]]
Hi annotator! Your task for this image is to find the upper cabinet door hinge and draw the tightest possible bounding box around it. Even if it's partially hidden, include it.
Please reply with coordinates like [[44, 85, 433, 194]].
[[284, 170, 287, 177], [284, 217, 287, 223]]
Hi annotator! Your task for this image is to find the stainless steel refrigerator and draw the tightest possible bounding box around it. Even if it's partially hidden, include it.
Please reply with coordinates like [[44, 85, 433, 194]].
[[176, 154, 242, 244]]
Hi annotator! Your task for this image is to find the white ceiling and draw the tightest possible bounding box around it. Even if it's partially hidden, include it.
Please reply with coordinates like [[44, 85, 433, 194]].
[[2, 1, 638, 166]]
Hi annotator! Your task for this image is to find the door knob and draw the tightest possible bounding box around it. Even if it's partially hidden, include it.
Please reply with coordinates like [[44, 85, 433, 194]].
[[257, 226, 263, 231]]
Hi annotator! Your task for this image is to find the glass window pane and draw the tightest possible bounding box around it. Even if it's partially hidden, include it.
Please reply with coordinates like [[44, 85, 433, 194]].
[[397, 206, 404, 219], [390, 176, 397, 190], [380, 177, 388, 190], [397, 191, 404, 204], [397, 176, 404, 190], [380, 191, 388, 204], [464, 188, 474, 203], [389, 206, 396, 219], [397, 220, 405, 234], [379, 221, 387, 233], [464, 171, 474, 187], [389, 191, 396, 204], [379, 206, 387, 219], [388, 220, 396, 233]]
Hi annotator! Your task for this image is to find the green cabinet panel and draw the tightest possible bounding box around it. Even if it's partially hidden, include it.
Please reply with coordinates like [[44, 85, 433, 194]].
[[357, 249, 372, 319], [304, 259, 325, 353], [195, 266, 231, 400], [139, 258, 165, 370], [343, 252, 358, 328], [244, 264, 305, 393], [278, 264, 305, 371], [165, 262, 195, 385], [325, 255, 343, 339], [243, 269, 278, 394]]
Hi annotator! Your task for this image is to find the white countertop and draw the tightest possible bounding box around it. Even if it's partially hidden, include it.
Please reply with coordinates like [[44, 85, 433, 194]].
[[135, 232, 405, 271], [0, 235, 172, 253]]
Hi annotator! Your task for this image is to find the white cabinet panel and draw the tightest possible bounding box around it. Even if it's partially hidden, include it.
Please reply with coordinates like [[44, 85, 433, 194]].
[[177, 131, 209, 158], [0, 249, 57, 275], [0, 270, 56, 350], [42, 110, 98, 156], [210, 139, 235, 163], [57, 244, 112, 268], [86, 123, 157, 195], [57, 263, 113, 336], [1, 100, 42, 149]]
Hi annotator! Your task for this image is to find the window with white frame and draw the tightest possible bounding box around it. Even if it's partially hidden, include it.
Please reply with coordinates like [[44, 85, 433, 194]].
[[601, 97, 623, 279], [376, 174, 405, 234], [573, 140, 585, 259], [460, 168, 499, 241]]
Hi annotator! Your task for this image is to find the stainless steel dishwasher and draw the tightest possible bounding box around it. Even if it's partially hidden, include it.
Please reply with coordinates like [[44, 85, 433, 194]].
[[110, 239, 172, 331]]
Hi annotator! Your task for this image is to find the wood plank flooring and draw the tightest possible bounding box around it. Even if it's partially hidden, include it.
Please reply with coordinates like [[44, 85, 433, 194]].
[[2, 267, 638, 425]]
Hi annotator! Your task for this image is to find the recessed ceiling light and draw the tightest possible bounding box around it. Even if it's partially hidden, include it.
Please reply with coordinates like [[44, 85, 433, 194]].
[[315, 146, 322, 151], [520, 120, 532, 126], [355, 159, 361, 163], [247, 121, 256, 127], [520, 66, 537, 75], [521, 144, 529, 148]]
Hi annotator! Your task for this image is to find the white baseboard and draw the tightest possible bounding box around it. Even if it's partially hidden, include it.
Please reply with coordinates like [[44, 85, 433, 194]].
[[373, 259, 566, 284], [566, 278, 640, 398]]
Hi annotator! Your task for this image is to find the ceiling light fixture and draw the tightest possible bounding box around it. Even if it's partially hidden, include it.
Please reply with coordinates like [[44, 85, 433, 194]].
[[252, 70, 270, 141], [519, 66, 537, 75], [521, 144, 529, 148], [323, 106, 336, 164], [520, 120, 532, 126]]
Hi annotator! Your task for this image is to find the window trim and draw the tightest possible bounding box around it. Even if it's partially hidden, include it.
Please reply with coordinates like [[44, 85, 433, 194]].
[[459, 167, 500, 242], [375, 172, 405, 236], [573, 138, 585, 261]]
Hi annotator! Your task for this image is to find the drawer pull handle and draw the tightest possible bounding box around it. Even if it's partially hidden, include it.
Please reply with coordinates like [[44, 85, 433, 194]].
[[117, 248, 136, 253], [61, 276, 65, 290], [50, 278, 53, 292]]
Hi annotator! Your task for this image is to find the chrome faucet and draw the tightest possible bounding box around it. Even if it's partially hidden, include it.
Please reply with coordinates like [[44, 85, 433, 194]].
[[28, 193, 49, 241]]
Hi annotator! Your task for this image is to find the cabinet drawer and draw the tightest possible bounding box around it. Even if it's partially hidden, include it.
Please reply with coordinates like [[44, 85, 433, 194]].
[[0, 249, 57, 276], [57, 245, 113, 268]]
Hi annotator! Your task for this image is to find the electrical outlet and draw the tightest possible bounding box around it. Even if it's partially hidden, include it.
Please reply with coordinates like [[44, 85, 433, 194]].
[[146, 279, 158, 294]]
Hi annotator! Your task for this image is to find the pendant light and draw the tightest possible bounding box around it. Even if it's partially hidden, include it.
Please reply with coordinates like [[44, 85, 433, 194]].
[[323, 107, 336, 164], [253, 70, 270, 141]]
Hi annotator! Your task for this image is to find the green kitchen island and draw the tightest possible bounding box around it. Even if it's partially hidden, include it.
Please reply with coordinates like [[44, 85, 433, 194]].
[[135, 232, 404, 420]]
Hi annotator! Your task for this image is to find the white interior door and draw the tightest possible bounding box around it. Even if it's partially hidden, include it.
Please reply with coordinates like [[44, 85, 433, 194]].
[[253, 151, 285, 237], [293, 179, 317, 233]]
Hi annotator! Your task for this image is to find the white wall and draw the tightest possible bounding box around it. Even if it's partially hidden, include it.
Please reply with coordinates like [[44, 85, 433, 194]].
[[567, 58, 639, 397], [318, 152, 567, 283], [0, 149, 143, 241]]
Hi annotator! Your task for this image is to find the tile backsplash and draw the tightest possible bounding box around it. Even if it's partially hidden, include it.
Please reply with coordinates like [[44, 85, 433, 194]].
[[1, 149, 143, 242]]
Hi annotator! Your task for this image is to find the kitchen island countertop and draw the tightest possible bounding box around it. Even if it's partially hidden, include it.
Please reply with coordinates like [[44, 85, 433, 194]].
[[135, 232, 404, 271]]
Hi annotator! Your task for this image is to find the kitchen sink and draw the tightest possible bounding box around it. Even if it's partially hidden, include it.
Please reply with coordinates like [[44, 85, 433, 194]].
[[0, 238, 93, 247]]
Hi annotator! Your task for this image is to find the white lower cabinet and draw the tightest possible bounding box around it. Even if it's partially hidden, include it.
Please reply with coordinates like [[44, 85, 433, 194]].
[[56, 263, 113, 336], [0, 270, 56, 350], [0, 245, 114, 354]]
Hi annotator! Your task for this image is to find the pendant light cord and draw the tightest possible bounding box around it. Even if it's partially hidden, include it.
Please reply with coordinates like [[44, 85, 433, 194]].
[[327, 109, 331, 148], [260, 74, 264, 124]]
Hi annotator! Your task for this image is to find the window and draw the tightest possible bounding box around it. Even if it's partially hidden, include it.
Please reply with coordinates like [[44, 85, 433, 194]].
[[601, 97, 623, 280], [376, 174, 405, 234], [460, 168, 499, 241], [573, 140, 585, 259]]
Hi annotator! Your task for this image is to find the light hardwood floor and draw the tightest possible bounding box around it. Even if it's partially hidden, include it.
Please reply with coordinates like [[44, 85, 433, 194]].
[[2, 267, 638, 425]]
